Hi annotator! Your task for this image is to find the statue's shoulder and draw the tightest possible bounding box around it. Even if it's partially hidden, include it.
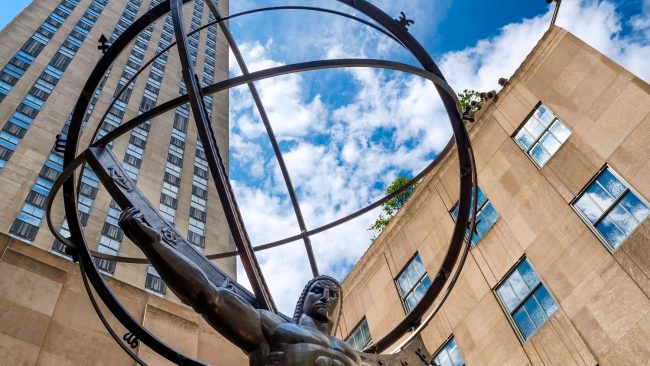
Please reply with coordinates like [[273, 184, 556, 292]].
[[259, 309, 287, 332]]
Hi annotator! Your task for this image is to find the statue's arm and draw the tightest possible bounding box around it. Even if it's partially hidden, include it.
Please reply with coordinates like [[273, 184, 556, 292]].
[[119, 208, 265, 352]]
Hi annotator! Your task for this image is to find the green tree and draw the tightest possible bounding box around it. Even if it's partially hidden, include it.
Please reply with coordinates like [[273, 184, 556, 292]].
[[458, 89, 483, 123], [368, 176, 419, 240]]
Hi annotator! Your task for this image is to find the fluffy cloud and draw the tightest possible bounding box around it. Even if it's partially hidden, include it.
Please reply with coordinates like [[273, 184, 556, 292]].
[[226, 0, 649, 315], [439, 0, 650, 93]]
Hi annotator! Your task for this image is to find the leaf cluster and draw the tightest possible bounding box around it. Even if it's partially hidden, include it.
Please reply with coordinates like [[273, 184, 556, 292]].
[[458, 89, 483, 123], [368, 176, 419, 240]]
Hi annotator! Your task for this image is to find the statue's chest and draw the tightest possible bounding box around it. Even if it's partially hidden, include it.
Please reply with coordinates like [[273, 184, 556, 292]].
[[262, 324, 359, 366], [270, 323, 331, 348]]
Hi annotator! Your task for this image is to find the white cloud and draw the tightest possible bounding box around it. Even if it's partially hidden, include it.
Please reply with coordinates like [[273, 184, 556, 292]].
[[438, 0, 650, 93], [557, 0, 650, 82], [226, 0, 649, 315]]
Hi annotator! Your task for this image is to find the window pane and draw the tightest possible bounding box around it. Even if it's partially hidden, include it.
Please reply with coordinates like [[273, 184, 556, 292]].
[[596, 216, 626, 248], [497, 283, 519, 312], [597, 169, 626, 199], [405, 293, 418, 312], [515, 129, 535, 150], [530, 143, 551, 166], [413, 255, 425, 274], [516, 105, 570, 168], [539, 131, 562, 155], [508, 270, 530, 300], [523, 295, 547, 328], [549, 120, 571, 142], [421, 273, 432, 289], [448, 339, 464, 366], [608, 204, 638, 235], [397, 272, 410, 295], [413, 281, 427, 302], [498, 258, 558, 341], [513, 307, 536, 340], [534, 105, 554, 126], [408, 266, 421, 286], [433, 350, 452, 366], [517, 260, 541, 290], [452, 185, 499, 246], [397, 255, 432, 312], [524, 117, 546, 137], [619, 192, 650, 223], [480, 202, 500, 226], [585, 183, 615, 212], [574, 195, 603, 223], [533, 286, 558, 316], [346, 319, 371, 351]]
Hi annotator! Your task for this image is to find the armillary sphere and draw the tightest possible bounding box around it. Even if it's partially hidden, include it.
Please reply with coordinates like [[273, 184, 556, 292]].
[[45, 0, 478, 365]]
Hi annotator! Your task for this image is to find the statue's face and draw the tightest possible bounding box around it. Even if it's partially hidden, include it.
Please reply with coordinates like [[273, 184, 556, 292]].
[[302, 280, 341, 325]]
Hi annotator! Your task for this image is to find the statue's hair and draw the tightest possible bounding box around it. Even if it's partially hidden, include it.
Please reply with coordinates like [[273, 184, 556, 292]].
[[292, 275, 342, 328]]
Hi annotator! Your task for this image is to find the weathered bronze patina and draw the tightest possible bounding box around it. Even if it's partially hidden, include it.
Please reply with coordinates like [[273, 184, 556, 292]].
[[46, 1, 476, 364], [120, 208, 360, 365]]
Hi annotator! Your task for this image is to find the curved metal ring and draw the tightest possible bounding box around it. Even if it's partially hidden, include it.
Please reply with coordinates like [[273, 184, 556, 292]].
[[89, 5, 404, 147], [56, 1, 208, 365], [49, 0, 476, 361]]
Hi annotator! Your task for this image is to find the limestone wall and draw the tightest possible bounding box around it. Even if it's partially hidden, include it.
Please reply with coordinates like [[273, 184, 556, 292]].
[[339, 26, 650, 365], [0, 234, 247, 365]]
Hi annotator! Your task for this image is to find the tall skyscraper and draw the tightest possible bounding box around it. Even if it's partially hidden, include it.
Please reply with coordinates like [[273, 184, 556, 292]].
[[0, 0, 234, 298]]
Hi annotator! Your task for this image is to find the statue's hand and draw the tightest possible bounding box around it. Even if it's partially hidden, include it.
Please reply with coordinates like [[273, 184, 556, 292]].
[[119, 207, 161, 247]]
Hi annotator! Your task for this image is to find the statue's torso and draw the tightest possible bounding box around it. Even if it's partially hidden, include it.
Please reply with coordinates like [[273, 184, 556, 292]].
[[251, 322, 360, 366]]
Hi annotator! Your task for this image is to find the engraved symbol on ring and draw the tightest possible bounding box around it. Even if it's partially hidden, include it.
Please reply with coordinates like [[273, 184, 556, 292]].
[[161, 227, 179, 246], [108, 167, 133, 192], [123, 332, 139, 348]]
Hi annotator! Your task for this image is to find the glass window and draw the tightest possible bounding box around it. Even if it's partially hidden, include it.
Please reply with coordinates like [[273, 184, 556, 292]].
[[145, 266, 166, 295], [430, 337, 464, 366], [346, 318, 371, 351], [495, 258, 558, 341], [573, 166, 649, 250], [396, 254, 431, 313], [451, 185, 500, 246], [514, 103, 571, 168]]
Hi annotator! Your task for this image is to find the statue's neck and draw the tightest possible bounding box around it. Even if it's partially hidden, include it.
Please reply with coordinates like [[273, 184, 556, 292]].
[[298, 314, 332, 335]]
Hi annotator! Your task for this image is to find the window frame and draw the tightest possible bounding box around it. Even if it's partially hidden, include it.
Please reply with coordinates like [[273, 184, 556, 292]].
[[345, 317, 372, 352], [450, 185, 500, 246], [145, 265, 167, 296], [512, 102, 572, 169], [492, 256, 559, 343], [570, 164, 650, 252], [394, 253, 432, 313], [430, 335, 465, 366]]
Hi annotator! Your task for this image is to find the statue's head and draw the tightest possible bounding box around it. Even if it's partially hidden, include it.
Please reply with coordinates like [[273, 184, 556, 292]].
[[293, 275, 342, 334]]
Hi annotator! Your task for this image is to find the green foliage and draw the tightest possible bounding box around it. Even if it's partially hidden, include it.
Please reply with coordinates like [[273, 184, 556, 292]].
[[368, 176, 419, 240], [458, 89, 483, 123]]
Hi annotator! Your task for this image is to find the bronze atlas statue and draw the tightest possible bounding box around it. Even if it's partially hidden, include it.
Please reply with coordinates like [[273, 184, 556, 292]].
[[46, 0, 478, 365]]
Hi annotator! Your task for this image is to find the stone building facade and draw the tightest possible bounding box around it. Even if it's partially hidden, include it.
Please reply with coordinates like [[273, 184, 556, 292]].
[[337, 27, 650, 366], [0, 0, 247, 364], [0, 1, 648, 364]]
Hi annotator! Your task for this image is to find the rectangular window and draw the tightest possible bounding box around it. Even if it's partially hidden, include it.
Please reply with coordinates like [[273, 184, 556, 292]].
[[430, 337, 464, 366], [346, 318, 371, 351], [9, 218, 39, 242], [395, 254, 431, 313], [495, 258, 558, 341], [145, 266, 166, 295], [188, 231, 205, 249], [572, 166, 649, 250], [513, 103, 571, 168], [451, 185, 500, 246], [96, 235, 119, 274]]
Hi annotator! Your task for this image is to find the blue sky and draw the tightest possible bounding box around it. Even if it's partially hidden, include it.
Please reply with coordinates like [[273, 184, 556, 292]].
[[224, 0, 650, 313], [2, 1, 648, 314], [0, 0, 32, 31]]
